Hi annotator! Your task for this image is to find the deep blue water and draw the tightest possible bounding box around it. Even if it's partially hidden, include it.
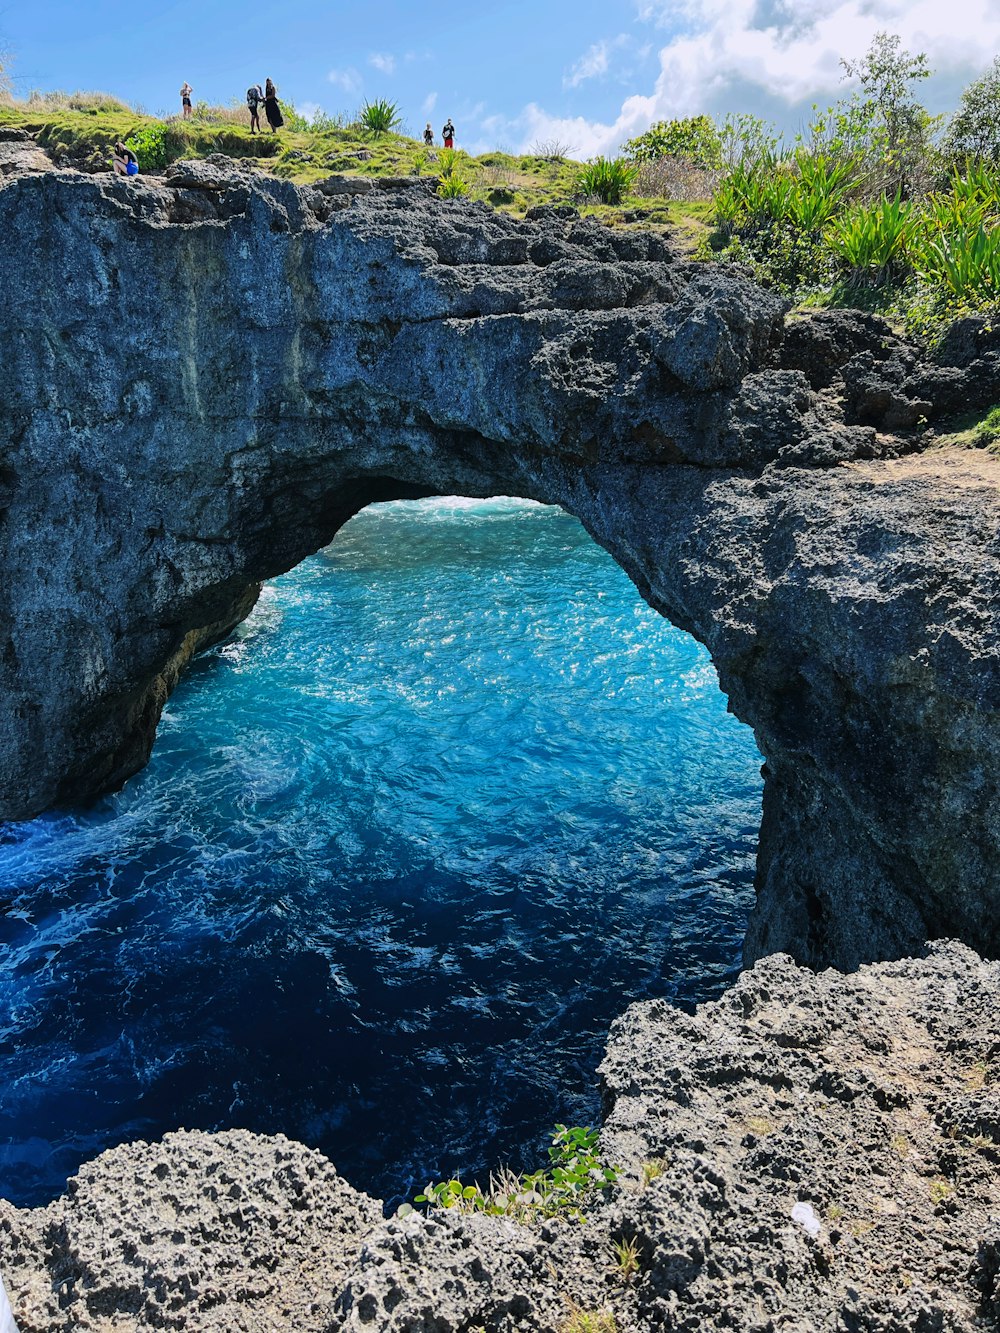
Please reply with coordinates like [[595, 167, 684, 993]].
[[0, 498, 762, 1210]]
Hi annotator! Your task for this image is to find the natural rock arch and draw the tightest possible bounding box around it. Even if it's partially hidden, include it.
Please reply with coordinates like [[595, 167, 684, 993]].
[[1, 159, 997, 970]]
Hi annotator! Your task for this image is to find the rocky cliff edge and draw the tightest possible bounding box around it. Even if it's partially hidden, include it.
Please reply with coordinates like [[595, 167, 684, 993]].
[[1, 942, 997, 1332]]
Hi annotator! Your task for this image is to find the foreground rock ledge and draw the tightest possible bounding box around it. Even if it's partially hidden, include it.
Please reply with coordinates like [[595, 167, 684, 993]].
[[1, 941, 997, 1332]]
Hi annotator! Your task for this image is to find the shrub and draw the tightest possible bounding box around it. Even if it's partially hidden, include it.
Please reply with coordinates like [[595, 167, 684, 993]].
[[576, 156, 638, 205], [634, 157, 720, 201], [717, 112, 783, 170], [532, 138, 574, 161], [307, 108, 352, 133], [280, 102, 311, 134], [358, 98, 402, 137], [972, 405, 1000, 447], [124, 123, 171, 171], [623, 115, 722, 169]]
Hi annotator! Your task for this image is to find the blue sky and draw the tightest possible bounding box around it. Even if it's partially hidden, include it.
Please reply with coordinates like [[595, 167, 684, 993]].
[[4, 0, 999, 155]]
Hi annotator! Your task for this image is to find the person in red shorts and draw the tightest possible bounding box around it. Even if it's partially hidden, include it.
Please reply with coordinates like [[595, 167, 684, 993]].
[[442, 118, 455, 148]]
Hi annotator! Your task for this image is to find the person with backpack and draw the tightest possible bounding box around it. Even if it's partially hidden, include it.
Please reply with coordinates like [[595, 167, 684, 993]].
[[112, 141, 139, 177], [247, 83, 264, 134], [442, 118, 455, 148], [263, 78, 284, 133], [423, 122, 434, 146]]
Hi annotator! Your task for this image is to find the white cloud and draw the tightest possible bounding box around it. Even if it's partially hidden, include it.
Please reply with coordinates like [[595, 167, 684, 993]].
[[564, 35, 631, 89], [369, 52, 397, 75], [297, 101, 323, 124], [505, 0, 1000, 156], [422, 91, 439, 116], [328, 67, 362, 95]]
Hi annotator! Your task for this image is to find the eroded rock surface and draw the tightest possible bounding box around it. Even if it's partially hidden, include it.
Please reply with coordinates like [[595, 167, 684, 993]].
[[0, 162, 998, 967], [2, 944, 997, 1331], [0, 1129, 382, 1332]]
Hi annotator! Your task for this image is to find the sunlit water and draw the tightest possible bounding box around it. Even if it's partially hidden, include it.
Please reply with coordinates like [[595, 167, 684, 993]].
[[0, 498, 762, 1209]]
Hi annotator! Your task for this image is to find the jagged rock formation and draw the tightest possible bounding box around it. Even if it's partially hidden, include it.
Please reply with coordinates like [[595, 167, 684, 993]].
[[2, 942, 997, 1331], [0, 160, 998, 968]]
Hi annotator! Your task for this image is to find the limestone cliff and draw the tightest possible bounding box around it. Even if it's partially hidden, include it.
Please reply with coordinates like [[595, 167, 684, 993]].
[[0, 159, 998, 968], [1, 942, 997, 1331]]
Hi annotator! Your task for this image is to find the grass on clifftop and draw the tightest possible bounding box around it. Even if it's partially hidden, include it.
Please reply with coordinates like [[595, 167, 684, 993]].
[[0, 99, 711, 248]]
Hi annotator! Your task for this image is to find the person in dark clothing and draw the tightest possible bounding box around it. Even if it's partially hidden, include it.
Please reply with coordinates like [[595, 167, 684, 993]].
[[247, 83, 264, 134], [442, 118, 455, 148], [264, 79, 284, 133], [112, 141, 138, 176], [423, 122, 434, 146]]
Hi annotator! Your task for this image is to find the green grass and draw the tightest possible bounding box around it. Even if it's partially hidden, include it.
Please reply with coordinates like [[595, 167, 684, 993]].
[[932, 404, 1000, 454], [0, 101, 709, 250]]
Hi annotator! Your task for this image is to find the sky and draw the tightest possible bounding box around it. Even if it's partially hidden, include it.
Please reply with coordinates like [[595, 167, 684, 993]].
[[4, 0, 1000, 155]]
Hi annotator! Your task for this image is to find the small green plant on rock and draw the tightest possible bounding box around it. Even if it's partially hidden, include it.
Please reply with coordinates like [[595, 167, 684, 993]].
[[561, 1303, 619, 1333], [609, 1233, 641, 1281], [639, 1158, 664, 1188], [415, 1124, 617, 1223], [928, 1177, 953, 1205]]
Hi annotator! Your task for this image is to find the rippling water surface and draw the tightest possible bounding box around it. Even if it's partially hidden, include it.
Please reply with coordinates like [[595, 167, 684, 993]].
[[0, 498, 762, 1208]]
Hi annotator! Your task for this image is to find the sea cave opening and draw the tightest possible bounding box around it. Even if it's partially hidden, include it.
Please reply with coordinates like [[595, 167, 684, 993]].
[[0, 496, 763, 1211]]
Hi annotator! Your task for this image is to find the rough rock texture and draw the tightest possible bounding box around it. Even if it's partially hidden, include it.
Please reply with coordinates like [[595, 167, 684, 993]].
[[0, 1129, 382, 1331], [0, 162, 998, 968], [2, 944, 997, 1331], [599, 939, 1000, 1333]]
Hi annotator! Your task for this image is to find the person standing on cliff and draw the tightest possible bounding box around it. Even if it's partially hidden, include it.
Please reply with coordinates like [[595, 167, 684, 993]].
[[263, 79, 284, 133], [423, 122, 434, 146], [442, 118, 455, 148], [180, 81, 193, 119], [247, 83, 264, 134]]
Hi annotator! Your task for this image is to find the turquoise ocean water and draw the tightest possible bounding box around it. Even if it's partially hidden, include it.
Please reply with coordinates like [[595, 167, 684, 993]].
[[0, 498, 762, 1208]]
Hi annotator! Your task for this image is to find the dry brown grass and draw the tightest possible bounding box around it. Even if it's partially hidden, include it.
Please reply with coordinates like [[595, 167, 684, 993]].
[[14, 89, 138, 114], [634, 157, 721, 202]]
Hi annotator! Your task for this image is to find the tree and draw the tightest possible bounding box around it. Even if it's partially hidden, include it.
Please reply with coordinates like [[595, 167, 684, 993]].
[[944, 56, 1000, 165], [622, 115, 723, 168], [838, 31, 937, 196]]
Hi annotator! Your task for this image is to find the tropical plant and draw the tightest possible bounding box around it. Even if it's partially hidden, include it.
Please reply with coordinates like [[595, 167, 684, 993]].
[[437, 173, 470, 198], [623, 115, 723, 169], [576, 156, 638, 205], [825, 190, 914, 284], [414, 1124, 618, 1223], [358, 97, 402, 137], [911, 225, 1000, 300]]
